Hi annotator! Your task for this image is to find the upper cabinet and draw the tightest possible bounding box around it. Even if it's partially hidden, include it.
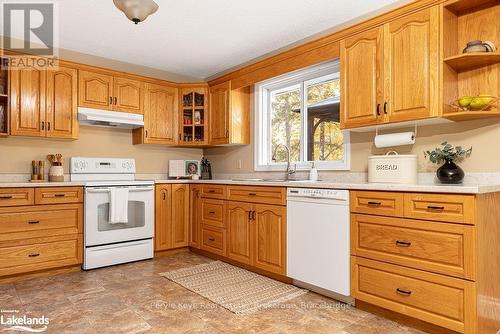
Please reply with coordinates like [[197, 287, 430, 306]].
[[10, 63, 78, 139], [179, 86, 208, 146], [209, 80, 250, 145], [78, 70, 144, 114], [132, 83, 178, 145], [340, 7, 440, 129]]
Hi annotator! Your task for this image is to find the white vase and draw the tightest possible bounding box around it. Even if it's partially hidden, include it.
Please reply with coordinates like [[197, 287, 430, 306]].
[[49, 166, 64, 182]]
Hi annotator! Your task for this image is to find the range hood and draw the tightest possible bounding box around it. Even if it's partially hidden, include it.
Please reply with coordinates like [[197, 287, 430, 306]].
[[78, 108, 144, 129]]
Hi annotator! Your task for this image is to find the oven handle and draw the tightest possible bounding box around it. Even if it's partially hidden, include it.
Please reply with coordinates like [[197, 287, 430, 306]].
[[86, 186, 153, 194]]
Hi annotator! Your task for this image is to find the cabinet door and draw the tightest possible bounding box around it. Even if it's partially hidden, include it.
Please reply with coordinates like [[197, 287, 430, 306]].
[[189, 185, 202, 248], [155, 184, 172, 251], [113, 76, 143, 114], [78, 70, 113, 110], [209, 81, 230, 145], [227, 201, 253, 265], [384, 7, 439, 122], [143, 83, 178, 144], [46, 65, 78, 139], [253, 204, 286, 275], [172, 184, 189, 248], [9, 67, 46, 136], [340, 27, 384, 129]]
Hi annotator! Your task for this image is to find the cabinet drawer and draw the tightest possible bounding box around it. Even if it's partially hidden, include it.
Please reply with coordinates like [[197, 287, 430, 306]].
[[352, 257, 474, 333], [201, 185, 227, 199], [227, 186, 286, 205], [201, 199, 225, 228], [404, 193, 475, 224], [350, 191, 403, 217], [0, 238, 82, 276], [351, 214, 475, 279], [35, 187, 83, 205], [201, 226, 226, 256], [0, 204, 82, 241], [0, 188, 34, 207]]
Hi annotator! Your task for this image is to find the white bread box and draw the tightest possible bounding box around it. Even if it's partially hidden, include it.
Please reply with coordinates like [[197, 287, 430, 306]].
[[368, 152, 417, 184]]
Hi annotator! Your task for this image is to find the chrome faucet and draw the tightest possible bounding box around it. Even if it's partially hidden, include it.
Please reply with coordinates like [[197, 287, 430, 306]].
[[272, 144, 296, 179]]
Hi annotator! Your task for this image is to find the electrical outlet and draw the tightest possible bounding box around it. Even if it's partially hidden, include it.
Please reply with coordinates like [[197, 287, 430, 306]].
[[237, 159, 242, 169]]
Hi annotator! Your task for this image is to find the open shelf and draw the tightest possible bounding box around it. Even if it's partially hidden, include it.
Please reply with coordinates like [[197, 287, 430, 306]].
[[444, 0, 498, 14], [444, 110, 500, 121], [444, 53, 500, 72]]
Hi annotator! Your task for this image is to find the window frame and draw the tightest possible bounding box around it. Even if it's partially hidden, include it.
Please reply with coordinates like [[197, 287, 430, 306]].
[[254, 60, 350, 171]]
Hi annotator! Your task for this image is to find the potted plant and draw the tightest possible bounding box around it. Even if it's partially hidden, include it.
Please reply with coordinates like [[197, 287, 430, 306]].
[[424, 142, 472, 184]]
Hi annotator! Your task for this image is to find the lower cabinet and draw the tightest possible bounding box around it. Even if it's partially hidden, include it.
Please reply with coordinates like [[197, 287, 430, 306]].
[[227, 201, 253, 265], [154, 184, 189, 251], [189, 185, 202, 248]]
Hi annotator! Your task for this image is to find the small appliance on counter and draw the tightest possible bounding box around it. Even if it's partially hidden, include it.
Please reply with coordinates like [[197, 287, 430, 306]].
[[169, 160, 201, 179], [368, 151, 417, 184]]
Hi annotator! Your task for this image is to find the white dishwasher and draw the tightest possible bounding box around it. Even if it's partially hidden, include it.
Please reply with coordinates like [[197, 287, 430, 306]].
[[287, 188, 352, 303]]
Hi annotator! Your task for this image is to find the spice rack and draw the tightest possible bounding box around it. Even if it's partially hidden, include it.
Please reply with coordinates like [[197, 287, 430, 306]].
[[180, 86, 208, 145]]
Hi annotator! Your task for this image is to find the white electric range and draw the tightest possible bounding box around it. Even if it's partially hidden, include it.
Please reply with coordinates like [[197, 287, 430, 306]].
[[70, 157, 154, 270]]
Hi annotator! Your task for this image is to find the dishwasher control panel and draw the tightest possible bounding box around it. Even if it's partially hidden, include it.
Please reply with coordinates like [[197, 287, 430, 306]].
[[287, 188, 349, 201]]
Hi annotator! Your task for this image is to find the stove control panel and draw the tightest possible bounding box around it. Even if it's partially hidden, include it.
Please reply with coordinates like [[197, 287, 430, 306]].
[[71, 157, 136, 174]]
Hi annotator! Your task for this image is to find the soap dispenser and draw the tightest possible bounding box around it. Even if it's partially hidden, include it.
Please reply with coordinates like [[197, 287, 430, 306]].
[[309, 162, 318, 181]]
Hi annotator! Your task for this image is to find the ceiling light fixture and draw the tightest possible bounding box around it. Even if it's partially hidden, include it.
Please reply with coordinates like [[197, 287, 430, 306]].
[[113, 0, 159, 24]]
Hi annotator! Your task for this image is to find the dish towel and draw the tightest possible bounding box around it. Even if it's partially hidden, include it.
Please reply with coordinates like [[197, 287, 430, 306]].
[[109, 187, 129, 224]]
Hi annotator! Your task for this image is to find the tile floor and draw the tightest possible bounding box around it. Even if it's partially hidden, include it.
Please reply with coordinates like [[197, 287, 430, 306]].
[[0, 252, 426, 334]]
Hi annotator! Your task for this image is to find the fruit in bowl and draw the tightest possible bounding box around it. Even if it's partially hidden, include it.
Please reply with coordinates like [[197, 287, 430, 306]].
[[469, 95, 495, 109], [458, 96, 473, 107]]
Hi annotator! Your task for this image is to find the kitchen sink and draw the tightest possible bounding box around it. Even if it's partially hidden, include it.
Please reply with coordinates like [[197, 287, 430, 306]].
[[231, 178, 316, 183]]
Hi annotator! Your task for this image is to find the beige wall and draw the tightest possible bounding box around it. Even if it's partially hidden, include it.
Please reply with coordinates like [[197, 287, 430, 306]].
[[204, 92, 500, 175], [0, 127, 202, 175]]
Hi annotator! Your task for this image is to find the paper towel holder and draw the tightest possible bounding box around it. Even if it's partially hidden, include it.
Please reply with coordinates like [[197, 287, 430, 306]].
[[375, 123, 418, 138]]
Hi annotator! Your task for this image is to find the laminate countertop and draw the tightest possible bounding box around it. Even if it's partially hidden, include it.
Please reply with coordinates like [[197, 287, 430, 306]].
[[1, 178, 499, 194]]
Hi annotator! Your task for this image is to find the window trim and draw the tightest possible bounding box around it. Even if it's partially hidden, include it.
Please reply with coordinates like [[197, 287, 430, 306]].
[[254, 60, 350, 172]]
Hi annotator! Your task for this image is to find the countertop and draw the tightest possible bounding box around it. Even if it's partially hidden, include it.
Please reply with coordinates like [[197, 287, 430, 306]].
[[1, 177, 499, 194]]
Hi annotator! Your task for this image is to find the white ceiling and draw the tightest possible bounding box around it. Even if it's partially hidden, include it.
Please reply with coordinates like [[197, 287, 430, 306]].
[[9, 0, 408, 80]]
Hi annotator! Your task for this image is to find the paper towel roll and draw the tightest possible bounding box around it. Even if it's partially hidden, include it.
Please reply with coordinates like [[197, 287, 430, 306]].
[[374, 132, 415, 148]]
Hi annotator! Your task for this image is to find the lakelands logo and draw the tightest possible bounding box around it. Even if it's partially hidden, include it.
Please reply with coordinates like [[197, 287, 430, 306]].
[[1, 1, 58, 69], [0, 313, 49, 333]]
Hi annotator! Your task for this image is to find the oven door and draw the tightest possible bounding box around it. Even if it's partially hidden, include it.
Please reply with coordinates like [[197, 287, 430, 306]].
[[85, 185, 154, 247]]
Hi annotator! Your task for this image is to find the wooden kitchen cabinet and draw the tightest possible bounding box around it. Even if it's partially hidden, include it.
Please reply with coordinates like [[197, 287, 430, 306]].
[[208, 80, 250, 145], [10, 64, 78, 139], [155, 184, 189, 251], [46, 65, 78, 139], [179, 86, 208, 145], [227, 201, 253, 265], [189, 185, 202, 249], [133, 83, 178, 145], [340, 6, 439, 129], [253, 204, 286, 275], [78, 69, 144, 114], [9, 67, 46, 137], [340, 27, 384, 128], [155, 184, 172, 251], [171, 184, 189, 248]]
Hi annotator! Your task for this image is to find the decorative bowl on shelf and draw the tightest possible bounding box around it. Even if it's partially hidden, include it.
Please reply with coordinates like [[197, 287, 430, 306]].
[[449, 95, 498, 112]]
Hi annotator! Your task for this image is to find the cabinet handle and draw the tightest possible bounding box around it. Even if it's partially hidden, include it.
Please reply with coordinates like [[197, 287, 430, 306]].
[[248, 211, 252, 221], [208, 190, 215, 193], [225, 130, 229, 138], [209, 211, 216, 214], [28, 221, 40, 225], [0, 195, 13, 199], [427, 205, 445, 211], [54, 194, 66, 197], [383, 102, 388, 114], [367, 201, 381, 207], [145, 130, 148, 138], [248, 193, 257, 196], [208, 238, 215, 242], [109, 96, 113, 105], [163, 192, 166, 200], [41, 121, 45, 130], [47, 122, 51, 131], [114, 97, 117, 105], [376, 103, 381, 116], [395, 240, 411, 247], [396, 288, 412, 296], [252, 211, 256, 220], [28, 253, 40, 258]]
